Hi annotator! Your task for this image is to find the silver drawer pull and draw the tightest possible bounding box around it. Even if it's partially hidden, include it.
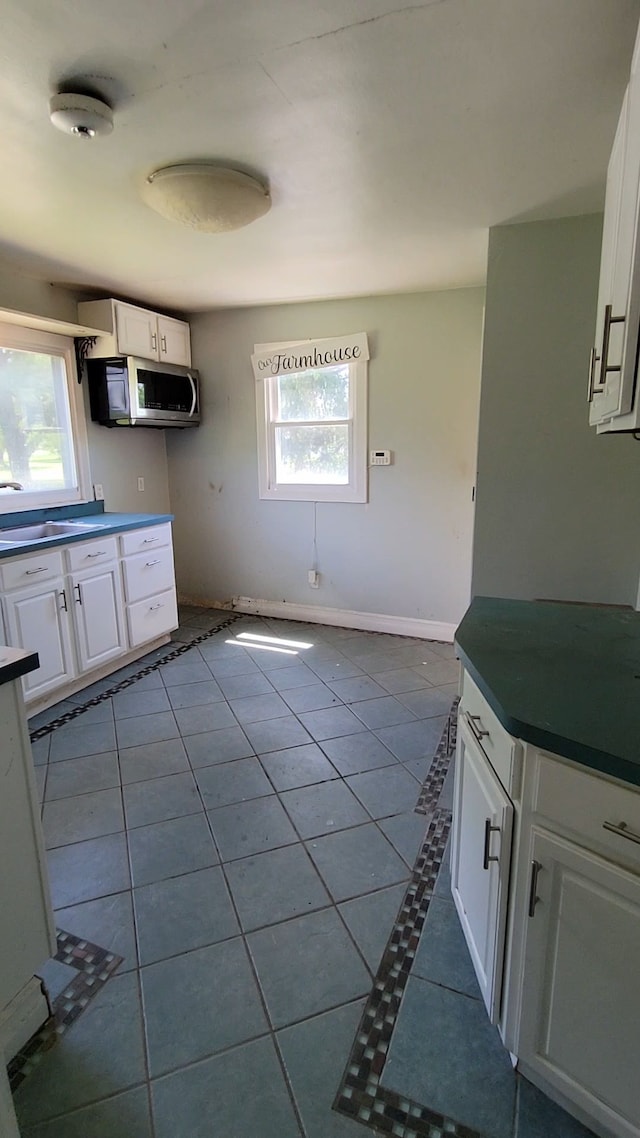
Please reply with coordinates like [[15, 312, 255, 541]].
[[482, 819, 500, 870], [146, 559, 161, 566], [25, 567, 47, 575], [86, 551, 107, 558], [149, 603, 164, 611], [465, 711, 490, 741], [528, 860, 542, 918], [603, 820, 640, 846], [142, 537, 158, 544]]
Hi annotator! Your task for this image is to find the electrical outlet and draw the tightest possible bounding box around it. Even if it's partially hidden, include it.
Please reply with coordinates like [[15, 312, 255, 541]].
[[93, 483, 104, 501], [308, 570, 320, 588], [137, 477, 145, 492]]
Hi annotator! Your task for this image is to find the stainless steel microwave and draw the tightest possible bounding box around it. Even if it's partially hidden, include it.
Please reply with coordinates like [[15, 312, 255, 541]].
[[87, 356, 200, 428]]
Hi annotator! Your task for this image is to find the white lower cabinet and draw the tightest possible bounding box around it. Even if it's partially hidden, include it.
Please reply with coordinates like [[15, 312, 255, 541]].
[[71, 564, 127, 672], [0, 523, 178, 708], [451, 715, 513, 1022], [454, 667, 640, 1138], [517, 829, 640, 1137], [3, 579, 75, 700]]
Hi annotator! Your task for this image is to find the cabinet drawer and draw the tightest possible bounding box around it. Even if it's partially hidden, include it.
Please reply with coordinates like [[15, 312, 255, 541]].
[[120, 524, 171, 556], [122, 546, 175, 603], [66, 536, 118, 571], [532, 752, 640, 872], [1, 550, 64, 591], [127, 589, 178, 647], [460, 671, 519, 794]]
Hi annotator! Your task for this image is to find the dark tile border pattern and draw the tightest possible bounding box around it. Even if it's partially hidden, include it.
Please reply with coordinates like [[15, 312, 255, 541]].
[[8, 929, 123, 1091], [332, 701, 484, 1138], [29, 612, 241, 742]]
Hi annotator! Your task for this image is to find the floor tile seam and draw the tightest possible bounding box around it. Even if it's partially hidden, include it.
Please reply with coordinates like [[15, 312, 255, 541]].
[[135, 926, 248, 970], [45, 817, 127, 853], [18, 1076, 154, 1129], [42, 778, 124, 807], [405, 972, 483, 1005]]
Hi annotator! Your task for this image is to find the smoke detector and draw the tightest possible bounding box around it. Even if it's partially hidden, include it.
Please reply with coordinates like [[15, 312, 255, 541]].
[[49, 92, 114, 139]]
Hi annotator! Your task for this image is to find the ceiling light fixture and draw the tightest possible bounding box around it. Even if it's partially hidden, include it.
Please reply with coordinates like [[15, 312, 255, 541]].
[[49, 92, 114, 139], [140, 163, 271, 233]]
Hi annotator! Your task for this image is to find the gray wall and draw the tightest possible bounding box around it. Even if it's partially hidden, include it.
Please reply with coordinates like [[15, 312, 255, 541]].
[[167, 288, 484, 627], [472, 215, 640, 606], [0, 263, 171, 515]]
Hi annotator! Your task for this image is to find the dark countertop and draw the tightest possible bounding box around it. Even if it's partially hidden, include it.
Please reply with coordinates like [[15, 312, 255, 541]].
[[0, 506, 173, 560], [455, 596, 640, 789], [0, 645, 39, 686]]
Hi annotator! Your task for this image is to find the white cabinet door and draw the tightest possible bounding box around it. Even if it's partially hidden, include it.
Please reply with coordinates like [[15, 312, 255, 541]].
[[158, 315, 191, 367], [591, 30, 640, 429], [589, 94, 629, 424], [114, 302, 159, 360], [72, 565, 126, 672], [451, 716, 514, 1022], [518, 829, 640, 1136], [3, 581, 75, 699]]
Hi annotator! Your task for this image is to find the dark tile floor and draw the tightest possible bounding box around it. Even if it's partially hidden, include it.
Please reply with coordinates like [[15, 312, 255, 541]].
[[13, 608, 593, 1138]]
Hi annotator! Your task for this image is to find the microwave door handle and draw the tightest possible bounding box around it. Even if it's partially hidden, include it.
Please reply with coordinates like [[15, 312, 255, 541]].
[[188, 374, 197, 417]]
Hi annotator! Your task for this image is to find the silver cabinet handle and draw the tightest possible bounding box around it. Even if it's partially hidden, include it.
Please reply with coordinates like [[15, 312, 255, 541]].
[[528, 860, 542, 918], [85, 551, 107, 558], [74, 583, 82, 605], [465, 711, 490, 742], [59, 589, 68, 612], [145, 559, 161, 566], [149, 602, 164, 611], [482, 819, 500, 870], [603, 820, 640, 847], [151, 330, 158, 352], [142, 537, 158, 544], [587, 347, 603, 402], [25, 567, 47, 575], [599, 303, 626, 388], [161, 334, 167, 353]]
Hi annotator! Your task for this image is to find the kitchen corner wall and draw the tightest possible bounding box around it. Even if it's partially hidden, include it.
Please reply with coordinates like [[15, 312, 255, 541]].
[[166, 288, 484, 629], [0, 263, 171, 516], [472, 213, 640, 606]]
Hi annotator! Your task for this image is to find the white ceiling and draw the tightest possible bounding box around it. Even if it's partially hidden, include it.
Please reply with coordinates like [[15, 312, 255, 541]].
[[0, 0, 638, 311]]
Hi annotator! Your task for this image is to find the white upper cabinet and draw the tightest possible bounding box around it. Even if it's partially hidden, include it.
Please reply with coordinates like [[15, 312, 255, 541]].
[[590, 26, 640, 431], [77, 299, 191, 367]]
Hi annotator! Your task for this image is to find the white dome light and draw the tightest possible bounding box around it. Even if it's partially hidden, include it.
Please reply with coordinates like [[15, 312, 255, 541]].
[[140, 164, 271, 233]]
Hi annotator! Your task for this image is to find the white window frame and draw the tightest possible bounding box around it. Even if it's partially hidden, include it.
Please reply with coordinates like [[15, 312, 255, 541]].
[[255, 341, 368, 503], [0, 323, 92, 513]]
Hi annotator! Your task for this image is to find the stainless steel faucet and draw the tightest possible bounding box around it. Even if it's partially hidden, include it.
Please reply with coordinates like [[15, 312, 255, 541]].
[[0, 482, 23, 490]]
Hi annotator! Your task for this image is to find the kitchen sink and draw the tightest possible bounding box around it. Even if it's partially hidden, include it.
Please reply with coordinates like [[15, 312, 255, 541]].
[[0, 521, 101, 543]]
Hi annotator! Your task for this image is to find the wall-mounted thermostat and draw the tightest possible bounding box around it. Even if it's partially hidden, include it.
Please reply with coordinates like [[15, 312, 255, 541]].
[[370, 449, 392, 466]]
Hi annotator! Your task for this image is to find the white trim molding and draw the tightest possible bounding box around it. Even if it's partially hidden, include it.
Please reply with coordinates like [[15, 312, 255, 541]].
[[225, 596, 455, 642]]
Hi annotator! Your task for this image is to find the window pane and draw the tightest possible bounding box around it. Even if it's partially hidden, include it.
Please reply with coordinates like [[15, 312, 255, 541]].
[[0, 347, 77, 492], [276, 365, 349, 422], [275, 424, 349, 484]]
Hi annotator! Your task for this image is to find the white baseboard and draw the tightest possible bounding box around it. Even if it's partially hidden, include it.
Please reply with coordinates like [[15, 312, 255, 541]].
[[223, 596, 455, 642]]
